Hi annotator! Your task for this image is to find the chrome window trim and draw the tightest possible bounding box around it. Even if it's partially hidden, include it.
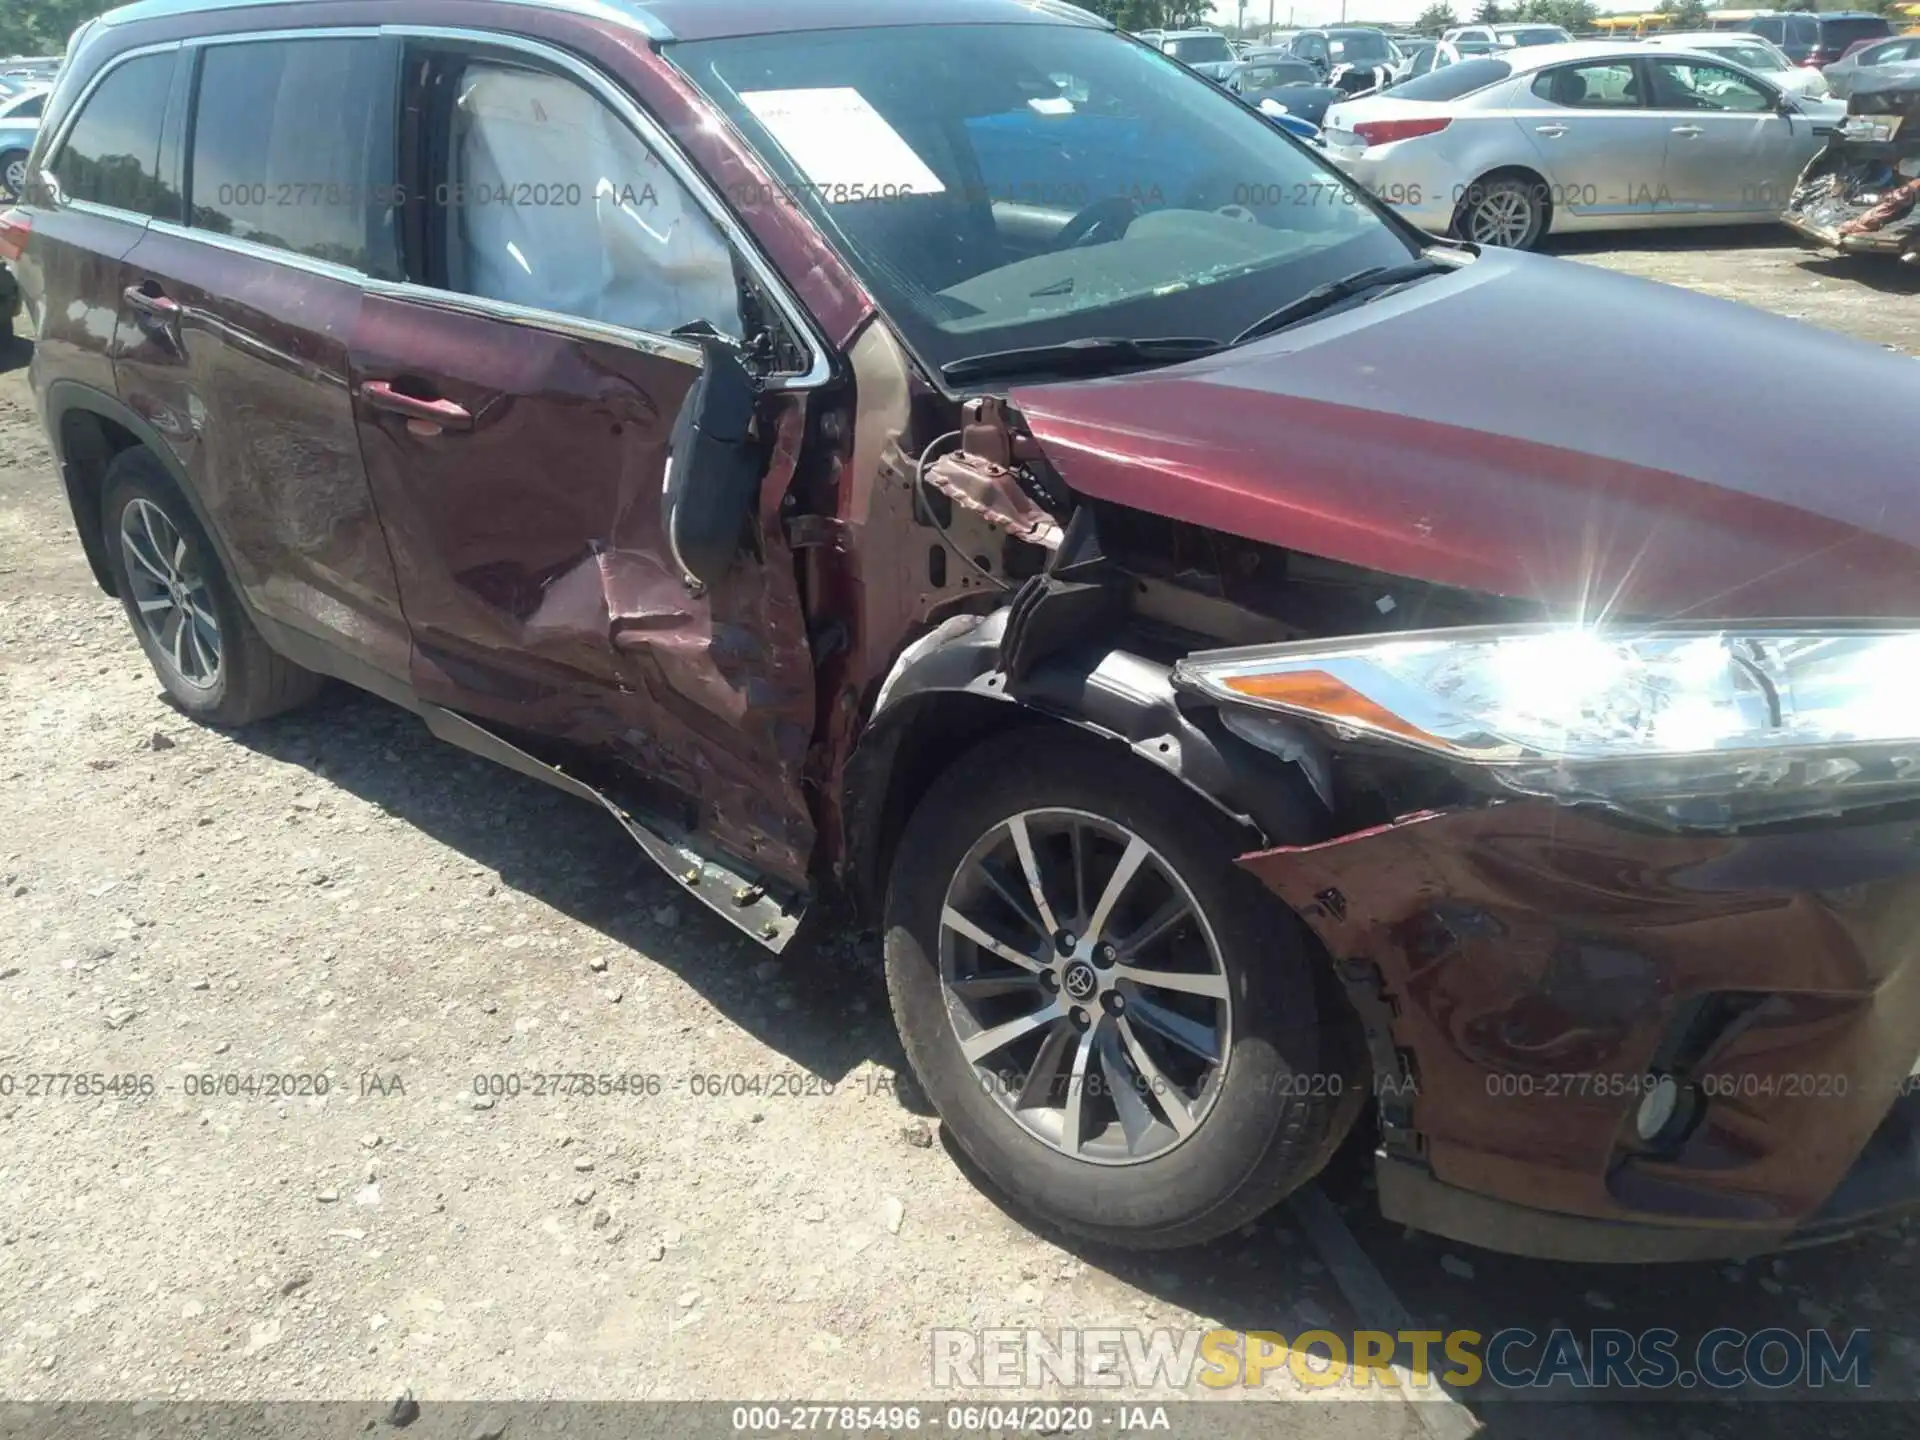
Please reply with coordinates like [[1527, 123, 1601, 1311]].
[[35, 39, 182, 210], [190, 25, 383, 43], [382, 23, 831, 389], [65, 196, 158, 227], [361, 279, 707, 368], [148, 217, 369, 283], [100, 0, 673, 42]]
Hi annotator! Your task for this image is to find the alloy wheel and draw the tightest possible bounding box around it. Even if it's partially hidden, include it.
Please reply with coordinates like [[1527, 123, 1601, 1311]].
[[1467, 187, 1538, 247], [937, 808, 1232, 1166], [119, 496, 222, 690], [1, 155, 24, 199]]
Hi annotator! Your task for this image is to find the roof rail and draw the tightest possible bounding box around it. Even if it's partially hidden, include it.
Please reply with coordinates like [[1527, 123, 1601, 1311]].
[[98, 0, 672, 42]]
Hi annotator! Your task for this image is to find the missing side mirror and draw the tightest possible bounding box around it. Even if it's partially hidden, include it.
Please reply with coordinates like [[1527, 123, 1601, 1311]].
[[662, 331, 764, 593]]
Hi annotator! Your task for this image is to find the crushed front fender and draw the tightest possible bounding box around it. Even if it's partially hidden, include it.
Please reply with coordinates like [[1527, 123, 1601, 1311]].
[[1242, 800, 1920, 1258]]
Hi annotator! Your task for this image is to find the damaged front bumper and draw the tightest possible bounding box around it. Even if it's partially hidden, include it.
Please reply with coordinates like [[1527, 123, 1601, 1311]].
[[1243, 800, 1920, 1262]]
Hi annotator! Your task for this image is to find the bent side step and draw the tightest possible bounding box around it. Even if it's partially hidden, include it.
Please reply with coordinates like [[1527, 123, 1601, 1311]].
[[421, 705, 807, 952]]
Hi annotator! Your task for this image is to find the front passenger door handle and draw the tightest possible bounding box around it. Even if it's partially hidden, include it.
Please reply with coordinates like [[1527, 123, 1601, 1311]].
[[1670, 124, 1704, 137], [360, 380, 474, 434], [1534, 123, 1568, 137], [123, 283, 182, 317]]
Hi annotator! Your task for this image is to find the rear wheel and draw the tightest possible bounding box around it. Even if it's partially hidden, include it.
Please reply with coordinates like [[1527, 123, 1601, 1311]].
[[1453, 173, 1550, 250], [884, 729, 1359, 1249], [101, 447, 323, 725]]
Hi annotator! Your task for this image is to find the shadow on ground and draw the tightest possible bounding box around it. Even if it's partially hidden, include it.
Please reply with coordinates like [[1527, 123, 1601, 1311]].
[[1547, 222, 1920, 297], [213, 682, 925, 1107], [941, 1082, 1911, 1440], [1796, 252, 1920, 296]]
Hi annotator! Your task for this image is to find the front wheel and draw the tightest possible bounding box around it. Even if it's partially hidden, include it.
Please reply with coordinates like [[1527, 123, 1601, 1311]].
[[884, 729, 1360, 1249]]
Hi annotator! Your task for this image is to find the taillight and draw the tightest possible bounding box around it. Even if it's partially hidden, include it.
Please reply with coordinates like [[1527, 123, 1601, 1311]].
[[0, 208, 29, 265], [1353, 116, 1452, 146]]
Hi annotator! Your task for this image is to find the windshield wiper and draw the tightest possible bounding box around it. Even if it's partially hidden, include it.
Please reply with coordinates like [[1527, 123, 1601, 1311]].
[[1232, 259, 1452, 347], [940, 335, 1225, 385]]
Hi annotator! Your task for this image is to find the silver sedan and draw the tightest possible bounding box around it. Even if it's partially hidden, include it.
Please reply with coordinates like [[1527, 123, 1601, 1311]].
[[1322, 41, 1845, 248]]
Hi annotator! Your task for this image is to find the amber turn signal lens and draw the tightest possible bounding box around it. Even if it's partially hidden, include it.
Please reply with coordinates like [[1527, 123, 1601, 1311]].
[[1220, 668, 1440, 747]]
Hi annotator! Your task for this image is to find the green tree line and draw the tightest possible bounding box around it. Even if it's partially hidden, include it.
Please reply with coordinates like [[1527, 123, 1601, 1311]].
[[2, 0, 109, 55]]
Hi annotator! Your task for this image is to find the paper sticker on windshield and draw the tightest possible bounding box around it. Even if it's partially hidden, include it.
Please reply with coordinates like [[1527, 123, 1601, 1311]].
[[741, 88, 946, 200]]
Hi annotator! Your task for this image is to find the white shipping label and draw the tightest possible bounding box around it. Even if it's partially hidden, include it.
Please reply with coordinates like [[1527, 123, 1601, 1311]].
[[741, 88, 947, 199]]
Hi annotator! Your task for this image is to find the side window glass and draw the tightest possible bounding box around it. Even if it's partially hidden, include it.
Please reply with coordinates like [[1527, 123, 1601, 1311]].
[[439, 63, 741, 340], [1651, 60, 1773, 112], [13, 94, 46, 119], [188, 38, 399, 276], [1531, 62, 1641, 109], [49, 51, 176, 217]]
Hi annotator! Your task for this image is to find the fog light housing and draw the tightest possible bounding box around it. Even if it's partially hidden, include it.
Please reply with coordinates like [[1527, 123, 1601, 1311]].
[[1635, 1075, 1703, 1149]]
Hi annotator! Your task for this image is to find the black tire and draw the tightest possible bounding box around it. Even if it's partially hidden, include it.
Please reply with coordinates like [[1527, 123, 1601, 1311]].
[[1452, 173, 1550, 250], [884, 728, 1362, 1249], [101, 447, 323, 725]]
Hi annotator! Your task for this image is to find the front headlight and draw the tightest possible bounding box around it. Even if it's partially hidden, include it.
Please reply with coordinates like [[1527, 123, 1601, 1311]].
[[1174, 626, 1920, 823]]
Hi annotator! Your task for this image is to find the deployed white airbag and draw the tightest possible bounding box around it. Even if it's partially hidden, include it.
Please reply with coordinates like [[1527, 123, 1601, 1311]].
[[450, 64, 741, 339]]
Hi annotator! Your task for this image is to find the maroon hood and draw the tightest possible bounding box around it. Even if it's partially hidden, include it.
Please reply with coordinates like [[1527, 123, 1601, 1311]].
[[1012, 249, 1920, 622]]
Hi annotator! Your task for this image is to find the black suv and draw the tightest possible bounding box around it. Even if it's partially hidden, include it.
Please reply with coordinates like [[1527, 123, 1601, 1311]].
[[1747, 10, 1892, 68]]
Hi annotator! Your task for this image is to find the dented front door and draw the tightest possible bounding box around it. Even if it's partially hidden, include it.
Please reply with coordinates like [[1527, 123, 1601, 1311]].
[[346, 296, 818, 889]]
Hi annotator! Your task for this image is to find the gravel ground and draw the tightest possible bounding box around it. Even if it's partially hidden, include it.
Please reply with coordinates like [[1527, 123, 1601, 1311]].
[[0, 230, 1916, 1436]]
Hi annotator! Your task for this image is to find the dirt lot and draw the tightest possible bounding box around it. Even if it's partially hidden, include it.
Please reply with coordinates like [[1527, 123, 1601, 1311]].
[[1, 228, 1917, 1437]]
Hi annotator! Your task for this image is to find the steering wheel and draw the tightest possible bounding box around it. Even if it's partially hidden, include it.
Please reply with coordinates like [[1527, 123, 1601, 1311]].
[[1053, 195, 1141, 249]]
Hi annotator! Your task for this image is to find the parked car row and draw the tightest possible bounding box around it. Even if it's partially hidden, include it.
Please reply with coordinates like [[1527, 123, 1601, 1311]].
[[1640, 30, 1832, 97], [1322, 41, 1847, 249], [1825, 32, 1920, 98], [1737, 9, 1894, 68], [0, 73, 56, 200], [9, 0, 1920, 1267]]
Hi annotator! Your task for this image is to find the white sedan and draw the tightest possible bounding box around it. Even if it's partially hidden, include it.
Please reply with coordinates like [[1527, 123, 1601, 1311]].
[[1323, 41, 1845, 248], [1640, 31, 1832, 99]]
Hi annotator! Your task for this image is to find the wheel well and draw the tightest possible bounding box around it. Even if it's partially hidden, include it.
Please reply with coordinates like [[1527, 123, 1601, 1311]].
[[847, 691, 1052, 920], [846, 688, 1294, 926], [57, 407, 144, 597], [1454, 166, 1554, 233]]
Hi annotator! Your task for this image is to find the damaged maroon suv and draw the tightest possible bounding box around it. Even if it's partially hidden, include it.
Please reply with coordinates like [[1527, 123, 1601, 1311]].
[[13, 0, 1920, 1260]]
